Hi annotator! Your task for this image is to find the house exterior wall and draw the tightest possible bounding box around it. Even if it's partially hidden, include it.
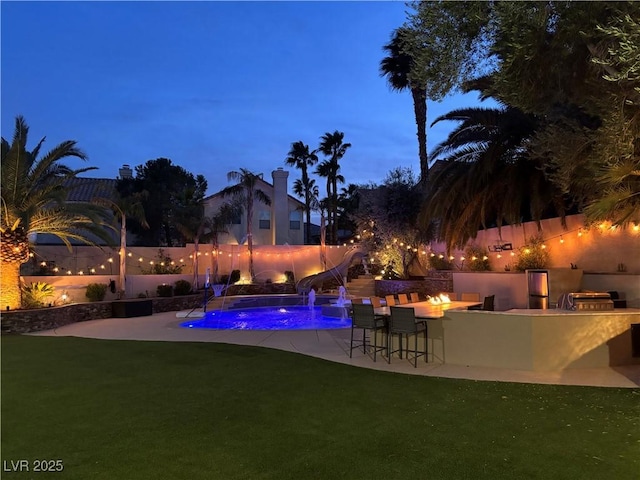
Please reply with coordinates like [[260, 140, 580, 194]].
[[203, 169, 304, 246]]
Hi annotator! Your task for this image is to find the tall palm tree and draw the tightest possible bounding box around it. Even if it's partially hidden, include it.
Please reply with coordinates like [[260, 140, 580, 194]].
[[317, 131, 350, 244], [207, 201, 243, 283], [419, 106, 570, 251], [94, 183, 148, 298], [1, 116, 111, 309], [173, 187, 209, 290], [380, 27, 428, 185], [219, 168, 271, 282], [285, 141, 318, 244]]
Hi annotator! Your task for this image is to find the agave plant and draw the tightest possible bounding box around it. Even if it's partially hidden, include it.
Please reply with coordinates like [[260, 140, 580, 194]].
[[21, 281, 55, 308], [1, 116, 112, 309]]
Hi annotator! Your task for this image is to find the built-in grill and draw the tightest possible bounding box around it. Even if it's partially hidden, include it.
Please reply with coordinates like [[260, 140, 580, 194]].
[[567, 292, 614, 311]]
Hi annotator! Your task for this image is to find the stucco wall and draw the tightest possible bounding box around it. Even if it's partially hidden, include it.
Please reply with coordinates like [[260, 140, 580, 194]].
[[429, 214, 640, 274], [25, 244, 352, 284]]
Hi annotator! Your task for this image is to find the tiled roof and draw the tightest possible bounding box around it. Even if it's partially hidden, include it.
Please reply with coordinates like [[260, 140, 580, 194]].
[[63, 178, 118, 202]]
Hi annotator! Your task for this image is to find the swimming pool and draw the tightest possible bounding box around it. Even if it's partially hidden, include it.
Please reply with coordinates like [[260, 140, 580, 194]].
[[180, 305, 351, 330]]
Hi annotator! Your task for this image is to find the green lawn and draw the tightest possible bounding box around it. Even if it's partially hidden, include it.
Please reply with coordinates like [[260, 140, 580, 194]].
[[2, 336, 639, 479]]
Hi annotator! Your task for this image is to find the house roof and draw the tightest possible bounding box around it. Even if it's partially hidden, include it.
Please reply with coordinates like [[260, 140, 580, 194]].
[[64, 177, 118, 202], [204, 174, 304, 207]]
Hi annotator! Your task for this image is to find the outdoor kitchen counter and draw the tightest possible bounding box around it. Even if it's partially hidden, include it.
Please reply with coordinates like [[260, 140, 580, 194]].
[[435, 308, 640, 371], [503, 308, 640, 316]]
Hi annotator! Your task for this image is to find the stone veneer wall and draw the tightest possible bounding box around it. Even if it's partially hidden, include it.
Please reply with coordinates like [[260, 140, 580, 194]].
[[223, 283, 296, 296], [1, 294, 203, 334], [375, 272, 453, 298]]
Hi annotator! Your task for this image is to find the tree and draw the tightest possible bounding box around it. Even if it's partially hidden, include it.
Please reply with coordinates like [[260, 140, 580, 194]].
[[380, 28, 429, 184], [336, 183, 360, 236], [400, 1, 493, 185], [316, 131, 351, 244], [352, 168, 426, 278], [122, 158, 207, 246], [419, 106, 570, 251], [406, 1, 640, 227], [1, 116, 111, 309], [94, 179, 148, 298], [218, 168, 271, 282], [207, 202, 243, 283], [173, 186, 210, 290], [284, 141, 318, 244], [460, 1, 640, 226]]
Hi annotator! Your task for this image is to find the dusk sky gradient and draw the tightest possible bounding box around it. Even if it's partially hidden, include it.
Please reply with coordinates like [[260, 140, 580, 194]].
[[2, 1, 493, 197]]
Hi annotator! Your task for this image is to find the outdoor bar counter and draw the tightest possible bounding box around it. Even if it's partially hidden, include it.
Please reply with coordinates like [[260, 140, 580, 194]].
[[433, 308, 640, 371]]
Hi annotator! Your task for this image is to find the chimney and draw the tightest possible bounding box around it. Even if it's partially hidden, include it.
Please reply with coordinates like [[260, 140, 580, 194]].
[[271, 168, 289, 245], [118, 164, 133, 179]]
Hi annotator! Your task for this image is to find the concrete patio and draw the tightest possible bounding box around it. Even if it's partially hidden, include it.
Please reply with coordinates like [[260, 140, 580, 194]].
[[29, 311, 640, 388]]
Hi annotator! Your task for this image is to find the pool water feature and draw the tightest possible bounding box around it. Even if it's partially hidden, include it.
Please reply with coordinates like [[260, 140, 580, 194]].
[[180, 305, 351, 330]]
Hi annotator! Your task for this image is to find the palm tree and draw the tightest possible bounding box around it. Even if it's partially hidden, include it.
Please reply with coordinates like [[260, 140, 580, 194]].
[[380, 28, 428, 185], [419, 106, 570, 251], [285, 141, 318, 244], [219, 168, 271, 282], [317, 131, 350, 244], [94, 183, 148, 298], [173, 187, 208, 290], [207, 202, 243, 283], [1, 116, 111, 309]]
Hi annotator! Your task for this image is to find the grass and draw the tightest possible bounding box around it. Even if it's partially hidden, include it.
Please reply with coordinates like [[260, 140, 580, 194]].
[[2, 336, 639, 479]]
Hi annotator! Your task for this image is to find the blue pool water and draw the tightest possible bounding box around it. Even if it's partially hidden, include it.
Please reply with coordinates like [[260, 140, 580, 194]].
[[180, 306, 351, 330]]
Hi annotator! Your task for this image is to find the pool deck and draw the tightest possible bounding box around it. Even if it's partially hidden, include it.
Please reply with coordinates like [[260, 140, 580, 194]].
[[29, 311, 640, 388]]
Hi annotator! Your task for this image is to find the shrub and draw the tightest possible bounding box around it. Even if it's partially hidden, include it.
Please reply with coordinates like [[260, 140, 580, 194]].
[[218, 270, 242, 285], [174, 280, 192, 296], [140, 249, 183, 274], [86, 283, 108, 302], [156, 284, 174, 297], [22, 281, 55, 308], [465, 244, 492, 271], [515, 235, 550, 271], [284, 270, 295, 284], [380, 262, 402, 280], [230, 269, 241, 284], [428, 254, 454, 270]]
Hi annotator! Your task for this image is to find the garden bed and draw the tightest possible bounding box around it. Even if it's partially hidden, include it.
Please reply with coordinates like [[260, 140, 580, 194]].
[[1, 294, 203, 334]]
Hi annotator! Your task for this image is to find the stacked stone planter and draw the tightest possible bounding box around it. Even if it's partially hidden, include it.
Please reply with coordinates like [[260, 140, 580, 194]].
[[375, 272, 453, 298]]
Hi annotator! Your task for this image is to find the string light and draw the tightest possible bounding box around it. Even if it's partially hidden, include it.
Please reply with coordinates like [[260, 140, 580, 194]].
[[24, 222, 635, 276]]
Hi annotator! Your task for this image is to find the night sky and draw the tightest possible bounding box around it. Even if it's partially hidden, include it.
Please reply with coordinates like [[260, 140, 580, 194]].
[[2, 1, 492, 195]]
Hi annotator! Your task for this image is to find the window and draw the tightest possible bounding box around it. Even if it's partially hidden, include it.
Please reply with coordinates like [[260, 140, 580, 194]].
[[230, 212, 241, 225], [289, 210, 301, 230], [259, 210, 270, 229]]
